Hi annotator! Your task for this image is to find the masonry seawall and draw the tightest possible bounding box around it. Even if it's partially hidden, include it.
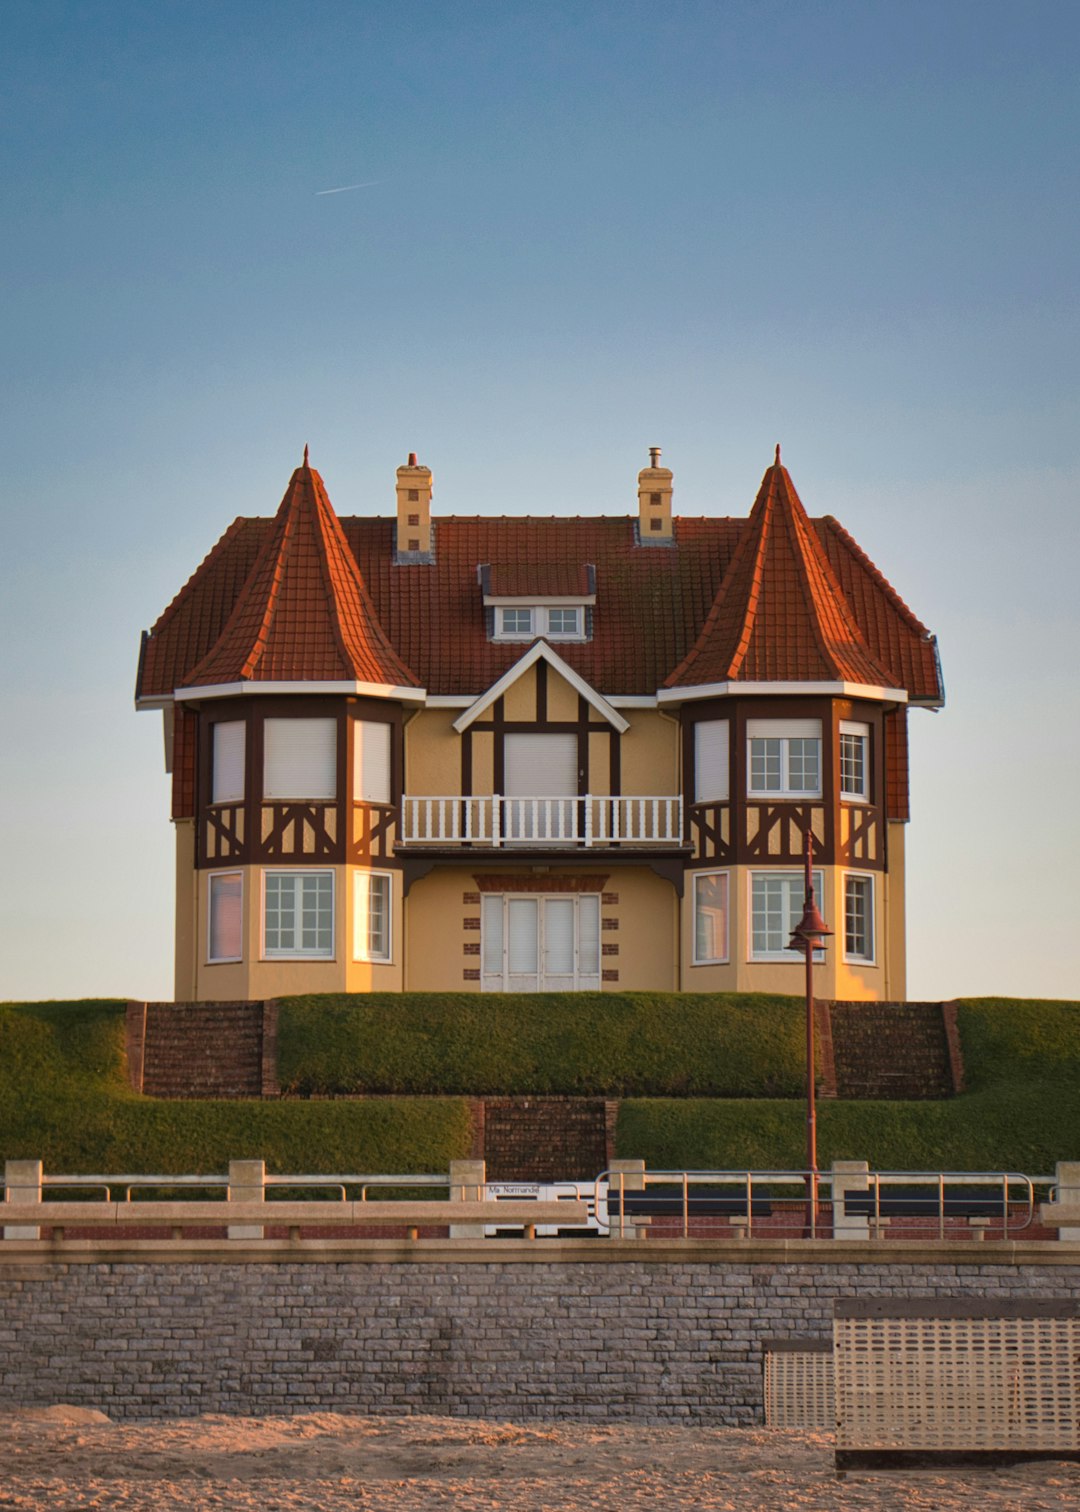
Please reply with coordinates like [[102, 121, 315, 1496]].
[[3, 1243, 1079, 1424]]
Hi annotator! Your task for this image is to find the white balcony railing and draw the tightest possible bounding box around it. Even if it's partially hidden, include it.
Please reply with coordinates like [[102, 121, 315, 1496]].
[[400, 794, 682, 848]]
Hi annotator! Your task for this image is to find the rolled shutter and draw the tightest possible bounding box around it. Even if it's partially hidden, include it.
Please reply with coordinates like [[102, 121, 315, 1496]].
[[504, 734, 577, 795], [212, 721, 245, 804], [354, 721, 391, 805], [264, 718, 337, 800], [694, 720, 729, 802]]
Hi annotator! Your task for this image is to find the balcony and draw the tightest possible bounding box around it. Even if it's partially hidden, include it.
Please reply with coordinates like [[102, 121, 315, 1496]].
[[399, 795, 683, 849]]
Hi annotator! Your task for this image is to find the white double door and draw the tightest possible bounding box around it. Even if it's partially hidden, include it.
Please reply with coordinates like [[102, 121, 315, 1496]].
[[481, 893, 601, 992]]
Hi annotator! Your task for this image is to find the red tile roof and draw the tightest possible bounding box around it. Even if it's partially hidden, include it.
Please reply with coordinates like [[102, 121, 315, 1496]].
[[485, 562, 594, 597], [177, 463, 417, 690], [665, 459, 899, 690], [138, 458, 943, 704]]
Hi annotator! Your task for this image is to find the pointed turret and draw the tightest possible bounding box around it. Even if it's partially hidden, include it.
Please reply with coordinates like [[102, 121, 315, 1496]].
[[665, 451, 898, 689], [180, 454, 418, 689]]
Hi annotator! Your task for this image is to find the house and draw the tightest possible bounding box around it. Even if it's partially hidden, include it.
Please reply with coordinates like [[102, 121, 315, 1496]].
[[135, 446, 943, 1003]]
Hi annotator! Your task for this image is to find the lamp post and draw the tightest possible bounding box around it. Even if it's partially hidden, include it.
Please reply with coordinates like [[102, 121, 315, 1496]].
[[787, 829, 832, 1236]]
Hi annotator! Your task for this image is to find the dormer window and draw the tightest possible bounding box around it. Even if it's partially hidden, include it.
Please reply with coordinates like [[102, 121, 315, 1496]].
[[498, 607, 536, 638], [492, 604, 587, 642], [481, 563, 594, 644]]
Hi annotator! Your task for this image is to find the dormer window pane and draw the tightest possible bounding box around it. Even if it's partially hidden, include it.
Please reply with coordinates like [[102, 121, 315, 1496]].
[[546, 607, 581, 637], [499, 608, 534, 637]]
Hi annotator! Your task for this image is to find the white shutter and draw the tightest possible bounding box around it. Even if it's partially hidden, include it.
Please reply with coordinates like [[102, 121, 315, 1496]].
[[504, 734, 577, 795], [354, 720, 391, 804], [212, 721, 245, 804], [482, 896, 504, 979], [264, 718, 337, 800], [746, 718, 822, 739], [694, 719, 730, 802], [543, 899, 576, 977], [578, 895, 600, 978], [507, 899, 539, 975]]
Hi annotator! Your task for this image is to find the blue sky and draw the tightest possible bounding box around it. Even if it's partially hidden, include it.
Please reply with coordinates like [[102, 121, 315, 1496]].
[[1, 0, 1077, 1002]]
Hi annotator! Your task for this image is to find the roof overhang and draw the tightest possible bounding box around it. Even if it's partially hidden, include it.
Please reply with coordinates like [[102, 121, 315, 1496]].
[[482, 593, 596, 607], [657, 680, 909, 706], [452, 640, 630, 734], [173, 679, 427, 704]]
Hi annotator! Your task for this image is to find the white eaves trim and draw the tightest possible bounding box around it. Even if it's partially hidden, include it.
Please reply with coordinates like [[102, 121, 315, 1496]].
[[656, 680, 909, 706], [135, 694, 173, 712], [482, 593, 596, 607], [173, 679, 427, 704], [452, 640, 630, 735]]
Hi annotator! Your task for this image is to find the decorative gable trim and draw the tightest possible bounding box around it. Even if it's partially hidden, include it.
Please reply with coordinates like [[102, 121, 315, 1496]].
[[452, 641, 630, 734]]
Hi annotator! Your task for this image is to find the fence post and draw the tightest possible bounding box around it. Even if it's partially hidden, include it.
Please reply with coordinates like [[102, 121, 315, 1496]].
[[607, 1158, 647, 1240], [830, 1160, 870, 1241], [228, 1158, 265, 1240], [449, 1158, 486, 1239], [1054, 1161, 1080, 1242], [3, 1159, 43, 1241]]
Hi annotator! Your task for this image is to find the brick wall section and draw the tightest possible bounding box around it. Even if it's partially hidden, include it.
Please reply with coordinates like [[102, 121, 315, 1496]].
[[483, 1098, 615, 1181], [130, 1002, 274, 1099], [1, 1257, 1076, 1423], [826, 1001, 958, 1099]]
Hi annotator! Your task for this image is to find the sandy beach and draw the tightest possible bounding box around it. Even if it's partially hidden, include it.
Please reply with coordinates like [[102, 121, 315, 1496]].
[[2, 1408, 1079, 1511]]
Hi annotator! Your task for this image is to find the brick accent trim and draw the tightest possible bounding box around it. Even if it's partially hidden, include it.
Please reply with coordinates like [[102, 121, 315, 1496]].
[[125, 1001, 147, 1093], [941, 1000, 966, 1093], [473, 875, 610, 893]]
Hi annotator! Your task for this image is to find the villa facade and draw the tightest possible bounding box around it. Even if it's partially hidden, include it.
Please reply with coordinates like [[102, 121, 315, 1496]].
[[136, 446, 943, 1002]]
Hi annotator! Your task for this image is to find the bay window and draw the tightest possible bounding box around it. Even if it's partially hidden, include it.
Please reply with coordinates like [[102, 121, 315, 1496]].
[[263, 870, 334, 958], [839, 721, 870, 802], [844, 873, 875, 963], [208, 871, 243, 962], [747, 719, 822, 798], [750, 869, 825, 961], [692, 871, 729, 964]]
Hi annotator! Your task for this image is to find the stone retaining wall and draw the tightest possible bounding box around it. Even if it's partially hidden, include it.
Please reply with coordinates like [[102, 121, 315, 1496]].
[[2, 1247, 1077, 1423]]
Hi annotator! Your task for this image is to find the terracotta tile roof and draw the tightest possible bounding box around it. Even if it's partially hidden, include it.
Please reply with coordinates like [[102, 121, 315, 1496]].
[[137, 458, 943, 704], [665, 458, 899, 690], [178, 462, 417, 690], [484, 562, 595, 597]]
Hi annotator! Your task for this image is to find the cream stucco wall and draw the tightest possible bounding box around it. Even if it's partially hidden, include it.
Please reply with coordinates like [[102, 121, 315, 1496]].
[[619, 710, 679, 795], [404, 710, 461, 797], [404, 867, 479, 992]]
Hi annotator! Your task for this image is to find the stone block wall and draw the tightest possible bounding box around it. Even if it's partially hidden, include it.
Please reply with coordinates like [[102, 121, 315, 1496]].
[[1, 1253, 1076, 1423]]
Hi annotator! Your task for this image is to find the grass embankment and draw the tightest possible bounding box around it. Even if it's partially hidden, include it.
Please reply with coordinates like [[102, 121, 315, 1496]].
[[618, 999, 1080, 1172], [0, 1001, 471, 1174]]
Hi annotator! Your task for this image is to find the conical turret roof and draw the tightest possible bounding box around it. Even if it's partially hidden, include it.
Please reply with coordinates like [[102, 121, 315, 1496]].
[[181, 454, 418, 689], [665, 451, 898, 689]]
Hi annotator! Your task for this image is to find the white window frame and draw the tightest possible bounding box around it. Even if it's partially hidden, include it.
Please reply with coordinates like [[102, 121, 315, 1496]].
[[839, 720, 870, 803], [480, 892, 601, 991], [261, 869, 335, 960], [692, 871, 730, 965], [843, 871, 876, 964], [749, 869, 825, 963], [354, 870, 392, 963], [746, 719, 823, 799], [207, 870, 243, 964], [492, 605, 586, 642]]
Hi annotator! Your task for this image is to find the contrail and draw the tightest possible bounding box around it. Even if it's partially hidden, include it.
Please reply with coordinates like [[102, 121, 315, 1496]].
[[315, 180, 381, 195]]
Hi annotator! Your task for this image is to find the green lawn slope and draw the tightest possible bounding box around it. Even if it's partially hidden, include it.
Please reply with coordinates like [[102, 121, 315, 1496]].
[[0, 1001, 471, 1174], [1, 995, 1076, 1176]]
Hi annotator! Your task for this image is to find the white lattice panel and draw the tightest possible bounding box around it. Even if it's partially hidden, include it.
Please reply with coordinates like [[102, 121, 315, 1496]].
[[835, 1314, 1080, 1452], [764, 1348, 835, 1429]]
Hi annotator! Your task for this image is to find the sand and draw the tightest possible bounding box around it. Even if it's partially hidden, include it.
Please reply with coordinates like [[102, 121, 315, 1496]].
[[2, 1408, 1079, 1510]]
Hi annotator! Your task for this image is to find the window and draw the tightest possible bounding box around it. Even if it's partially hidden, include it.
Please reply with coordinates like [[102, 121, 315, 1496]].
[[503, 732, 578, 840], [493, 606, 586, 641], [353, 720, 391, 805], [208, 871, 242, 962], [354, 871, 391, 962], [263, 718, 336, 800], [497, 607, 534, 637], [263, 870, 334, 958], [212, 721, 245, 804], [481, 894, 600, 990], [844, 874, 875, 963], [693, 872, 729, 964], [747, 719, 822, 798], [750, 870, 825, 960], [545, 607, 581, 637], [694, 719, 730, 803], [839, 721, 870, 802]]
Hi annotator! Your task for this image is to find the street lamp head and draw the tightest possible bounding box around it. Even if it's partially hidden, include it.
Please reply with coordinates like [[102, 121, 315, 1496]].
[[787, 897, 833, 953]]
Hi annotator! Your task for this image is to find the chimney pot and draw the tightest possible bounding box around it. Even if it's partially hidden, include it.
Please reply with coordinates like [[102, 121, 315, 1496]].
[[408, 452, 417, 467], [649, 447, 661, 468]]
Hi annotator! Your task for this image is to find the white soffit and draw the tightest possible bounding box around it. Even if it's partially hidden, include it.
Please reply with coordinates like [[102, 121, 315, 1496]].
[[656, 680, 909, 706], [173, 679, 427, 704], [452, 641, 630, 734]]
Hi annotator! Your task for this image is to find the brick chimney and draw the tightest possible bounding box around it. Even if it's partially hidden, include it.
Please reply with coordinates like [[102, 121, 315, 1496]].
[[395, 453, 434, 562], [637, 447, 673, 545]]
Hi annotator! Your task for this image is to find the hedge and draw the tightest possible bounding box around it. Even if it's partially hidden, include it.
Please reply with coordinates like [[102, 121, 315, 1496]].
[[277, 991, 808, 1097], [0, 1001, 472, 1174]]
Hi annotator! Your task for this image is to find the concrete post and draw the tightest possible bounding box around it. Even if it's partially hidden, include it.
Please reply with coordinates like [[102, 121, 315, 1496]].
[[831, 1160, 871, 1241], [228, 1159, 265, 1241], [607, 1158, 647, 1240], [448, 1158, 486, 1238], [1054, 1162, 1080, 1242], [4, 1159, 43, 1240]]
